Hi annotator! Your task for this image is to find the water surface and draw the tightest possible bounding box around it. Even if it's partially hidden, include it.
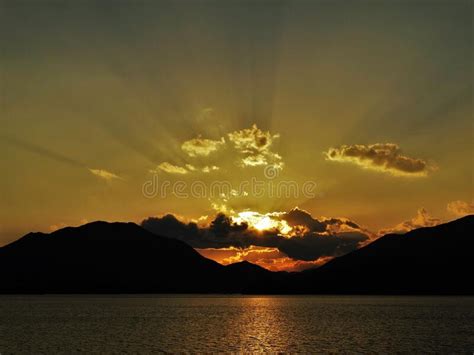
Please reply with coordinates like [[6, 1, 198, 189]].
[[0, 295, 472, 353]]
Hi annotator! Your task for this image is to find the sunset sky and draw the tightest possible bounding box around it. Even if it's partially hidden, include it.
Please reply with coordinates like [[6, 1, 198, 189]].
[[1, 0, 472, 271]]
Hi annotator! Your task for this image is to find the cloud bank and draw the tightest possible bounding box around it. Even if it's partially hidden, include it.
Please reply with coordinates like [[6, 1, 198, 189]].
[[325, 143, 434, 177], [141, 208, 370, 270]]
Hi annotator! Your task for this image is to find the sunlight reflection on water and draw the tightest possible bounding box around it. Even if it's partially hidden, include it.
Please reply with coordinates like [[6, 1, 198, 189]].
[[0, 295, 473, 353]]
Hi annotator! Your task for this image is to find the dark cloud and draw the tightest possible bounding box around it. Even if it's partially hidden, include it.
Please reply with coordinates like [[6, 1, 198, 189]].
[[325, 143, 435, 177], [141, 214, 202, 244], [210, 213, 248, 237], [277, 208, 326, 233], [277, 232, 368, 261], [277, 208, 362, 234], [141, 209, 370, 262]]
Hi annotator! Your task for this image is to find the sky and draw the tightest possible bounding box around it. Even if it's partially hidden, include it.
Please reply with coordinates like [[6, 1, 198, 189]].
[[1, 0, 472, 271]]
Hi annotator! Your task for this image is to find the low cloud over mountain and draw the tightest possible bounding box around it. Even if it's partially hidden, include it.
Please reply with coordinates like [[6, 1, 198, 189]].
[[141, 208, 370, 271], [378, 208, 442, 235], [447, 200, 474, 217]]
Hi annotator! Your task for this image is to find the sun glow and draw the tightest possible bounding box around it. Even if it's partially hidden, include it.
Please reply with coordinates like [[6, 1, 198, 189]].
[[253, 216, 274, 231], [231, 211, 292, 235]]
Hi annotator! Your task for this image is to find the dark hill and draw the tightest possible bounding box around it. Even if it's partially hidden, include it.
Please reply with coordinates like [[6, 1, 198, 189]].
[[0, 221, 271, 293], [1, 216, 472, 294], [252, 215, 473, 294]]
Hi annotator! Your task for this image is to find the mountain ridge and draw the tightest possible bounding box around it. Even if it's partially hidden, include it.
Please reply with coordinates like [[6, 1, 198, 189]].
[[0, 215, 472, 294]]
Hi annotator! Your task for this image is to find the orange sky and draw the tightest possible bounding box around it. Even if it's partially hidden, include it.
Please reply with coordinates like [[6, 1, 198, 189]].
[[1, 1, 472, 271]]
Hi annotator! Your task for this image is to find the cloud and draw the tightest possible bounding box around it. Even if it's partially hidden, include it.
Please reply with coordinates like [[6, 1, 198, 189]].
[[88, 168, 122, 180], [3, 135, 125, 183], [378, 208, 441, 235], [141, 214, 200, 240], [150, 162, 220, 175], [276, 208, 326, 233], [228, 124, 283, 170], [325, 143, 435, 177], [155, 124, 283, 176], [228, 124, 277, 154], [202, 165, 220, 173], [276, 231, 368, 261], [195, 246, 332, 272], [2, 135, 125, 182], [447, 200, 474, 217], [209, 213, 248, 237], [152, 162, 189, 175], [141, 207, 370, 269], [181, 136, 225, 157]]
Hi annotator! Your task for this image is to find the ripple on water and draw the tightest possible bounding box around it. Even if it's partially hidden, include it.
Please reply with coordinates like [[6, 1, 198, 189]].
[[0, 295, 473, 353]]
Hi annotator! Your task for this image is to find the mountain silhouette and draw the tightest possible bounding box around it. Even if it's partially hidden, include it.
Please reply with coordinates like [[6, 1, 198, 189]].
[[0, 221, 280, 293], [250, 215, 473, 294], [0, 216, 472, 294]]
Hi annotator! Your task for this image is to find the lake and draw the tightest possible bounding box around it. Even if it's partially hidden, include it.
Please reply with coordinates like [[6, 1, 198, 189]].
[[0, 295, 472, 353]]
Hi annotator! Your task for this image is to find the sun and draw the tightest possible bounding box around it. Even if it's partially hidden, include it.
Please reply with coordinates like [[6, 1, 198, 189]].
[[231, 211, 293, 235], [253, 216, 275, 231]]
